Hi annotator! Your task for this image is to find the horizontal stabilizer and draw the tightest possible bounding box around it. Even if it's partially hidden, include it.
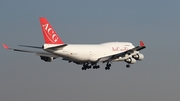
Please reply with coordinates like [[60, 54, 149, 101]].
[[18, 45, 43, 49], [2, 44, 59, 58], [46, 44, 68, 50]]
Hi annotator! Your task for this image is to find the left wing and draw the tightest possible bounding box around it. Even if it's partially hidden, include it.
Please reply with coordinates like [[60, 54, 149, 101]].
[[97, 41, 146, 63], [2, 44, 59, 58]]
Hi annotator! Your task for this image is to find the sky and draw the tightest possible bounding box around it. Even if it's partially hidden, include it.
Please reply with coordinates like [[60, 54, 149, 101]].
[[0, 0, 180, 101]]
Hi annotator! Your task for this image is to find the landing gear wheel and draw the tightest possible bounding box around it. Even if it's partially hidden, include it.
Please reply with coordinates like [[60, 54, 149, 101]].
[[93, 66, 96, 69], [126, 64, 130, 68], [105, 67, 110, 70], [87, 65, 91, 69], [93, 65, 100, 69], [105, 63, 111, 70], [82, 67, 86, 70], [82, 63, 91, 70]]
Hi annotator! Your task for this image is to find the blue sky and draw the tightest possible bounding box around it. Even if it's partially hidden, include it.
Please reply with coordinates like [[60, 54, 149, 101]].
[[0, 0, 180, 101]]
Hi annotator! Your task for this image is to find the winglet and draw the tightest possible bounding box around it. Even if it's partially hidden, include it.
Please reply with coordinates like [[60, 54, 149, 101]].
[[2, 44, 9, 49], [140, 40, 145, 46]]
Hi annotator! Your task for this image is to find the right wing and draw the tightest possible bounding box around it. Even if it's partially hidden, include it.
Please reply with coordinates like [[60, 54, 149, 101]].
[[97, 41, 146, 63], [2, 44, 59, 58]]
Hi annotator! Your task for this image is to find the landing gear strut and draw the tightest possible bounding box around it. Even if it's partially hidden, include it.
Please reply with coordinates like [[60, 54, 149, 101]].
[[105, 63, 111, 70]]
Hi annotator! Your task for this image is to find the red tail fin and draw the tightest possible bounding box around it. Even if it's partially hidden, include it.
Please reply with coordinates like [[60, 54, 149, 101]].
[[39, 17, 64, 44]]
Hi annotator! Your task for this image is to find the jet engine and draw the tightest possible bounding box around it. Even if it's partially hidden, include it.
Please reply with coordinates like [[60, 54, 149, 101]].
[[40, 56, 55, 62], [125, 58, 136, 64], [132, 53, 144, 60]]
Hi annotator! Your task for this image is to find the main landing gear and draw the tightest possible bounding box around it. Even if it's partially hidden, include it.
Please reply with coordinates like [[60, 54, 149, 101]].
[[82, 63, 100, 70], [81, 62, 131, 70], [93, 65, 100, 69], [105, 63, 111, 70], [82, 63, 91, 70]]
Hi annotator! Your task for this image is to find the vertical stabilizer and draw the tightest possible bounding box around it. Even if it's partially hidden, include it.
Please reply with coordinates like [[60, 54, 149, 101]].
[[39, 17, 64, 44]]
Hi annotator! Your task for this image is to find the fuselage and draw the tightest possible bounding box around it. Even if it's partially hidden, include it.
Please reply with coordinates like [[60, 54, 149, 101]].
[[44, 42, 135, 63]]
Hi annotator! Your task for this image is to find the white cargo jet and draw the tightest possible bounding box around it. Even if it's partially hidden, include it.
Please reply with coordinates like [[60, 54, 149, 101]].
[[2, 17, 146, 70]]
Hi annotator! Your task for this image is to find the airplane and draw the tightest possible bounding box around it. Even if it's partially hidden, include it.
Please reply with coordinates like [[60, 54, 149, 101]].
[[2, 17, 146, 70]]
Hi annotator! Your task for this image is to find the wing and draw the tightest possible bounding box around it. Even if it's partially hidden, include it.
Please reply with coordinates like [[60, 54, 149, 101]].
[[97, 41, 146, 63], [2, 44, 59, 58]]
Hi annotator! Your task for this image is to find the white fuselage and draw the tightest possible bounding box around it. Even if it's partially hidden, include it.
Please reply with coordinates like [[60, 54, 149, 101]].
[[44, 42, 135, 63]]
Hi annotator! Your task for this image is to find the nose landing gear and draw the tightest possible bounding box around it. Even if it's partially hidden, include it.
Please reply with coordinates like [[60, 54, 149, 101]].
[[105, 63, 111, 70], [126, 64, 130, 68]]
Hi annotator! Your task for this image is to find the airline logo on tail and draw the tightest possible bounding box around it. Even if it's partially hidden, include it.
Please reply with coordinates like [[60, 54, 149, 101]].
[[42, 23, 59, 43], [40, 17, 64, 44]]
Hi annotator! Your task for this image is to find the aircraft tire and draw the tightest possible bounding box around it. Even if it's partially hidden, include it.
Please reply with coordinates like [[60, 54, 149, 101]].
[[126, 64, 130, 68]]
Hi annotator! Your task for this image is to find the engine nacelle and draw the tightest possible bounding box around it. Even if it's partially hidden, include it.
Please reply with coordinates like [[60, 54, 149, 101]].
[[40, 56, 54, 62], [125, 58, 136, 64], [132, 53, 144, 60]]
